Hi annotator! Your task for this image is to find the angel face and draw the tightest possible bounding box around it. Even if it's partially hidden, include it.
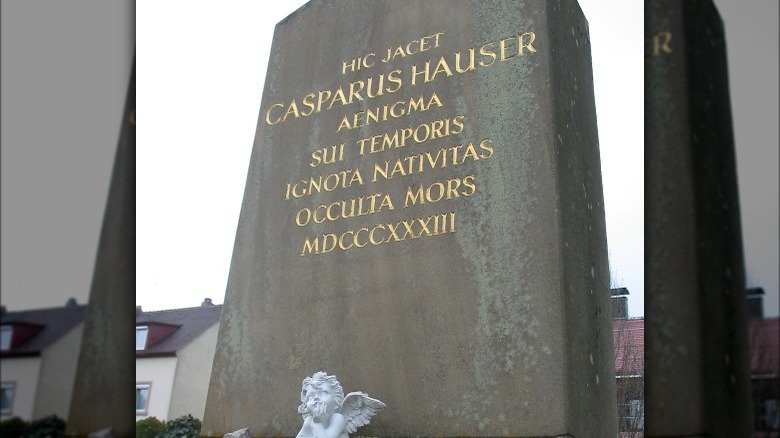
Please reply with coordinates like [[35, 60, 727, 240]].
[[304, 383, 340, 419]]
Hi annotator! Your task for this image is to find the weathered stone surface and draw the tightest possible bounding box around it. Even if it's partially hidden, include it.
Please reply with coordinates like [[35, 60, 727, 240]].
[[204, 1, 615, 436], [645, 0, 753, 436], [66, 62, 135, 437]]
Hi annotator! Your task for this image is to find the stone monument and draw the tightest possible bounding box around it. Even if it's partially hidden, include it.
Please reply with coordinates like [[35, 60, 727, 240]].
[[203, 1, 616, 436], [645, 0, 753, 435], [66, 61, 135, 437]]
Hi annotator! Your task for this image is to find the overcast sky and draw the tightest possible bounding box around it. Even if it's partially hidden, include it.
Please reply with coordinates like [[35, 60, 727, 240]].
[[713, 0, 779, 315], [1, 0, 133, 310], [1, 1, 776, 319]]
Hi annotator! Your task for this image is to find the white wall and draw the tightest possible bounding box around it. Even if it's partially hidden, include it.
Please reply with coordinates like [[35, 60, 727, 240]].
[[33, 322, 83, 419], [167, 324, 219, 420], [136, 356, 177, 421], [0, 357, 42, 420]]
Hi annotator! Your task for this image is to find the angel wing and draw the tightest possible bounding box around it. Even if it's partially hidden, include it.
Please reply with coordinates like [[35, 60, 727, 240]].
[[339, 391, 386, 434]]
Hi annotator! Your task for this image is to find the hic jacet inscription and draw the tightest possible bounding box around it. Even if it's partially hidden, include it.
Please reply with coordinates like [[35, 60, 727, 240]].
[[266, 30, 537, 256]]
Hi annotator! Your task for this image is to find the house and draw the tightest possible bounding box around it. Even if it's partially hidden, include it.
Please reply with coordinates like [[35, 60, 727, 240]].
[[0, 299, 86, 421], [751, 315, 780, 435], [608, 286, 779, 437], [135, 299, 221, 421], [613, 316, 645, 436], [612, 288, 645, 437], [747, 287, 780, 436]]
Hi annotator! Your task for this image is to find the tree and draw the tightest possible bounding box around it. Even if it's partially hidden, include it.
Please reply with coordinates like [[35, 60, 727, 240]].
[[158, 414, 201, 438], [136, 416, 165, 438]]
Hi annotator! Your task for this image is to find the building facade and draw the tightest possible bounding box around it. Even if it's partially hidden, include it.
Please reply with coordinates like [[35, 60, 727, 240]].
[[612, 288, 645, 437], [135, 299, 221, 421], [0, 299, 86, 421], [747, 288, 780, 436]]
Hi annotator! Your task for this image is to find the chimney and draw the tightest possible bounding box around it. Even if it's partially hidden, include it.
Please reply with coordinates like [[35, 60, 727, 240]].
[[746, 287, 764, 320], [202, 298, 214, 307], [611, 287, 629, 319], [66, 297, 78, 307], [136, 306, 143, 316]]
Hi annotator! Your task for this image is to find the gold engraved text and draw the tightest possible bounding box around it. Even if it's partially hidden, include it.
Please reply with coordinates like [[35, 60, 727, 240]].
[[300, 212, 456, 256], [646, 31, 672, 57]]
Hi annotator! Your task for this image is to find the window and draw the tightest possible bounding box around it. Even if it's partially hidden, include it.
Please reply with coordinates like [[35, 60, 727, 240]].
[[761, 399, 779, 431], [617, 398, 644, 431], [136, 383, 151, 415], [629, 399, 644, 430], [136, 326, 148, 350], [1, 383, 14, 415], [0, 326, 12, 351]]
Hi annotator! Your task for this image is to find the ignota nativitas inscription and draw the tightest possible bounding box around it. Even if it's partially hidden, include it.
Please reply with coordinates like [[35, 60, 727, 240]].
[[268, 30, 537, 256]]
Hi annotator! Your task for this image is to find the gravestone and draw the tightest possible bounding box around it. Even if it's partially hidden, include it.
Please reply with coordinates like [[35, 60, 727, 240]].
[[66, 62, 135, 437], [204, 1, 616, 436], [645, 0, 753, 435]]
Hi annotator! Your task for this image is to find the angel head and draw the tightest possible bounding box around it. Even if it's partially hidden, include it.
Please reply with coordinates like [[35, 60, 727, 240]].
[[299, 371, 345, 420]]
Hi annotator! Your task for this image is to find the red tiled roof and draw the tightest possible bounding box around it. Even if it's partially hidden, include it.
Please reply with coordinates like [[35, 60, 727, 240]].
[[610, 316, 777, 377], [749, 317, 779, 376], [613, 317, 644, 376], [136, 304, 221, 357]]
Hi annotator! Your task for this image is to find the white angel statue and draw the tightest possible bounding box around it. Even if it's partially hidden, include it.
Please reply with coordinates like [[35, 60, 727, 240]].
[[295, 371, 385, 438]]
